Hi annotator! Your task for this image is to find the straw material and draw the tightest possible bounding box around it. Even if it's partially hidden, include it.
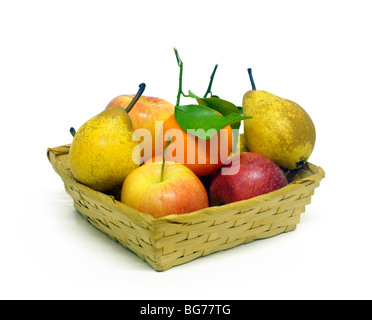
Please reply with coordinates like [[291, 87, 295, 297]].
[[47, 143, 325, 271]]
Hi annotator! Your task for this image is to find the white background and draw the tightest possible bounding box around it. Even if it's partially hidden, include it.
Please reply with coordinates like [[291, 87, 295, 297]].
[[1, 0, 371, 300]]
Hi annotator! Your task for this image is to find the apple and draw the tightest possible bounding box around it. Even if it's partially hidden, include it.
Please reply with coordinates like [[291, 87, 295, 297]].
[[120, 161, 209, 218], [209, 152, 288, 206], [106, 95, 174, 161]]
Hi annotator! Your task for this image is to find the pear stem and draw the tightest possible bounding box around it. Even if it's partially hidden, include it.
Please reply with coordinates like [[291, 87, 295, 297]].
[[125, 83, 146, 113], [248, 68, 256, 90], [203, 64, 218, 98], [161, 137, 173, 182], [70, 127, 76, 137]]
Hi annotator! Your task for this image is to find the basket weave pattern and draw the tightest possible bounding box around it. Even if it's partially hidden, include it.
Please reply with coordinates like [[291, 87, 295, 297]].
[[47, 144, 325, 271]]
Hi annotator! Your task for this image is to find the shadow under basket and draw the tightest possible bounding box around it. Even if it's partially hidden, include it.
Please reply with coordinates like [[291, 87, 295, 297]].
[[47, 144, 325, 271]]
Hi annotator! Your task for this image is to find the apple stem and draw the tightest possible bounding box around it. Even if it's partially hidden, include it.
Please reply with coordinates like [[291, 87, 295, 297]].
[[70, 127, 76, 137], [203, 64, 218, 98], [161, 137, 174, 182], [248, 68, 256, 90], [125, 83, 146, 113]]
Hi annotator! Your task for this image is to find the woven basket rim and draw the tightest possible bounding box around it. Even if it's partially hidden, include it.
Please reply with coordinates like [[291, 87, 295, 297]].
[[47, 144, 325, 226]]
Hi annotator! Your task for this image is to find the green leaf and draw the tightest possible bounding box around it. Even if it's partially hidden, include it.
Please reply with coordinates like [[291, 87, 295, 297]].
[[188, 90, 243, 130], [187, 90, 201, 99], [174, 104, 252, 140]]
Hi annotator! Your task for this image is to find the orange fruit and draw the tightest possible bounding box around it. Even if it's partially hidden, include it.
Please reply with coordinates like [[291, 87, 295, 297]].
[[161, 113, 234, 177]]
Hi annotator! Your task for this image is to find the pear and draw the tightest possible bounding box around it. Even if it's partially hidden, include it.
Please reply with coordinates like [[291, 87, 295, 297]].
[[243, 69, 315, 170], [69, 84, 145, 192]]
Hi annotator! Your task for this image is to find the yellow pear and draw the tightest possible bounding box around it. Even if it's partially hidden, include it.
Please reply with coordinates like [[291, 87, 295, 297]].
[[243, 69, 315, 170], [69, 84, 145, 192]]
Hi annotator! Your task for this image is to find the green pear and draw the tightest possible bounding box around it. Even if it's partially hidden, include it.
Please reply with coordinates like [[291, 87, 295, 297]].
[[69, 84, 145, 192], [243, 69, 315, 170]]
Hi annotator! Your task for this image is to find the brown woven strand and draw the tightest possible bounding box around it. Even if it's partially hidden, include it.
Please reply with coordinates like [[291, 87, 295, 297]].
[[47, 143, 325, 271]]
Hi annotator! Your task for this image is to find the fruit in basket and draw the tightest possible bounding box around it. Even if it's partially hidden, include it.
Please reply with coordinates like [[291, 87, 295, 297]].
[[242, 68, 316, 170], [157, 48, 248, 177], [69, 84, 145, 192], [121, 161, 209, 218], [121, 139, 209, 218], [69, 105, 140, 192], [209, 152, 288, 206], [162, 113, 234, 177], [106, 95, 174, 161]]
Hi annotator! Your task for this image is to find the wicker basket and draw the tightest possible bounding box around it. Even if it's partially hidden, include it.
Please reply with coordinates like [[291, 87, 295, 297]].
[[47, 143, 325, 271]]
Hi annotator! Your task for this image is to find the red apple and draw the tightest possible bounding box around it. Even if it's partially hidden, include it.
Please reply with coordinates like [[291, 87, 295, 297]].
[[120, 161, 209, 218], [209, 152, 288, 206], [106, 95, 174, 161]]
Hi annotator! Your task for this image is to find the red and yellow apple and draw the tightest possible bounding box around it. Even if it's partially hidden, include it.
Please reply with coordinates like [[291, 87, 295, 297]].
[[106, 95, 174, 161], [120, 161, 209, 218]]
